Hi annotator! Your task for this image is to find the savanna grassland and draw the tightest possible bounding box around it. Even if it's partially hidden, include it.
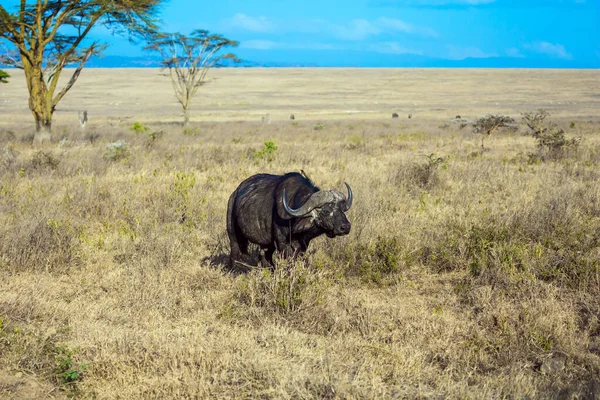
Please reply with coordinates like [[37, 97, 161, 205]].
[[0, 68, 599, 399]]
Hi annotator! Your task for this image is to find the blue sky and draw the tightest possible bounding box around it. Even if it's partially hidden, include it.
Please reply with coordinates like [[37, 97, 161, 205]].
[[2, 0, 599, 67]]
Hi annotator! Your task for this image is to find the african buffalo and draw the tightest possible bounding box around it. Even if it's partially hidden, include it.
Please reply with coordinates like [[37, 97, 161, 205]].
[[226, 172, 353, 270]]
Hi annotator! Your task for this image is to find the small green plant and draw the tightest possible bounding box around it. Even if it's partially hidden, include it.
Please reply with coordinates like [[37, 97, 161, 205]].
[[130, 121, 149, 134], [254, 140, 278, 162], [54, 345, 87, 384], [103, 140, 129, 162], [313, 123, 325, 131], [0, 69, 9, 83]]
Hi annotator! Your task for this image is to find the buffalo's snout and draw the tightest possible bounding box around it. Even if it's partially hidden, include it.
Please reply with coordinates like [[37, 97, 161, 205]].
[[339, 222, 351, 235]]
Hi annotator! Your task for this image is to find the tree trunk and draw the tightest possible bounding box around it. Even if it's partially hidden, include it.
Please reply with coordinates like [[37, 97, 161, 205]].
[[31, 95, 54, 145], [183, 108, 190, 129], [33, 111, 52, 145], [25, 62, 55, 144]]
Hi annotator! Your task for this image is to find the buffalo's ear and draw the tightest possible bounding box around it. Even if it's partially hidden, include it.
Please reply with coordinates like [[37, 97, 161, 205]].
[[292, 216, 315, 234], [276, 187, 312, 220]]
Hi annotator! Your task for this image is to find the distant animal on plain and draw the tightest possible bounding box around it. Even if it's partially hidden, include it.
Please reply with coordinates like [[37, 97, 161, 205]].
[[392, 113, 399, 118], [227, 172, 353, 270], [455, 115, 461, 119], [408, 114, 412, 119], [290, 114, 295, 120]]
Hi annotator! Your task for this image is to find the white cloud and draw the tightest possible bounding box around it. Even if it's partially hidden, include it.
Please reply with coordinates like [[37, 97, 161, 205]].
[[372, 0, 496, 5], [219, 14, 436, 40], [376, 17, 438, 37], [370, 42, 424, 55], [222, 14, 274, 33], [330, 19, 381, 41], [314, 17, 437, 41], [446, 45, 498, 59], [241, 40, 337, 51], [409, 0, 495, 4], [241, 40, 279, 50], [524, 41, 572, 59], [505, 47, 525, 58]]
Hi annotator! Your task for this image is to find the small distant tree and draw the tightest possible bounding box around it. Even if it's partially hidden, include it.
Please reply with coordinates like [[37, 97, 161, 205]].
[[521, 109, 550, 137], [0, 69, 8, 83], [520, 109, 580, 161], [473, 114, 515, 149], [0, 1, 162, 142], [145, 30, 239, 128]]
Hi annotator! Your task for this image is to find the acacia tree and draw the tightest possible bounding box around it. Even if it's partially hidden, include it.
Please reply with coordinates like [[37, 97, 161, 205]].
[[0, 69, 8, 83], [145, 30, 239, 128], [473, 114, 515, 149], [521, 108, 550, 138], [0, 0, 162, 142]]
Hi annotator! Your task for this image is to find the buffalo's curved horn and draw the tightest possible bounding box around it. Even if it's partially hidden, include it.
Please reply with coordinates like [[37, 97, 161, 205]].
[[344, 182, 353, 211], [282, 189, 337, 217]]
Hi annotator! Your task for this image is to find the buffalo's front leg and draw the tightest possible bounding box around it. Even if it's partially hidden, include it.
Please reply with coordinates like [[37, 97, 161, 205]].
[[259, 247, 276, 269]]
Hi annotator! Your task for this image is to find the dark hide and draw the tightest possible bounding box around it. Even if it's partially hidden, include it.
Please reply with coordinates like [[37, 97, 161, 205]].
[[226, 172, 352, 270]]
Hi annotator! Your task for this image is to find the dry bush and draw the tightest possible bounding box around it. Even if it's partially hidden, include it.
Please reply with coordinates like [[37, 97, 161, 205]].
[[521, 109, 581, 162]]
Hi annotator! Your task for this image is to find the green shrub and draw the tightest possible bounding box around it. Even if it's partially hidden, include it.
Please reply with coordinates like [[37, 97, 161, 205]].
[[0, 69, 9, 83], [253, 141, 278, 162], [129, 121, 149, 133], [54, 345, 87, 384], [313, 123, 325, 131]]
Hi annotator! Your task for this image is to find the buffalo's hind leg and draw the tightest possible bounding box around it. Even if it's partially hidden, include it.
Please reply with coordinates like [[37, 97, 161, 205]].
[[228, 231, 250, 272], [227, 190, 250, 272]]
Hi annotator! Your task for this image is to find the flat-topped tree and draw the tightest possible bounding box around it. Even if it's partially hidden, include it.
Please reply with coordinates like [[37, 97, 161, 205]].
[[473, 114, 515, 150], [145, 30, 239, 129], [0, 69, 9, 83], [0, 0, 162, 143]]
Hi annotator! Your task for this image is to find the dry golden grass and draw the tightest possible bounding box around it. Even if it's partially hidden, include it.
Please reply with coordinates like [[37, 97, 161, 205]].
[[0, 68, 599, 399]]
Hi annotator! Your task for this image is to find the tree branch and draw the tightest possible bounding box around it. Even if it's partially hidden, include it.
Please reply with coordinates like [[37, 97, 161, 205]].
[[52, 44, 94, 107]]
